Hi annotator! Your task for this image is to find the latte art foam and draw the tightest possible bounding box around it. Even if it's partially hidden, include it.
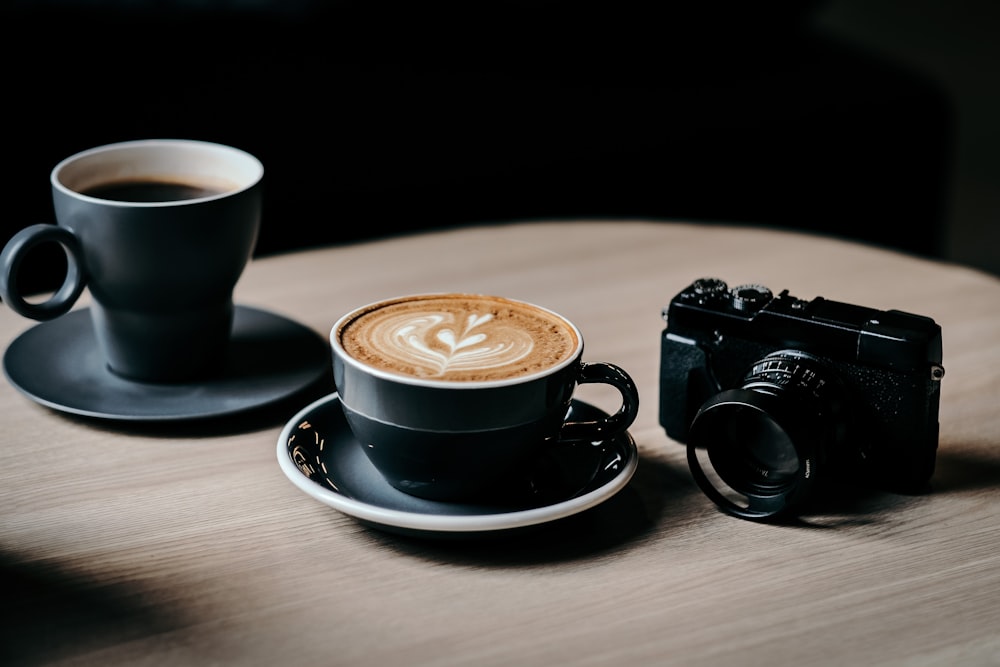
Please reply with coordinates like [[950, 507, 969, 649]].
[[339, 294, 579, 381]]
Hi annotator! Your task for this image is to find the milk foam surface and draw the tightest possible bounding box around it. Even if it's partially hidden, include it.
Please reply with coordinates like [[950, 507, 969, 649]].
[[339, 294, 579, 381]]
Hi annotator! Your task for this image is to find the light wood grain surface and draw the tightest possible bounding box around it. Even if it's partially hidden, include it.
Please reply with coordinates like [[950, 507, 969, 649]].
[[1, 220, 998, 666]]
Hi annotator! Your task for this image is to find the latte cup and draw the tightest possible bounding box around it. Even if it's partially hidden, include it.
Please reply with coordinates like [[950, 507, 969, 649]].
[[331, 293, 640, 501], [0, 139, 263, 383]]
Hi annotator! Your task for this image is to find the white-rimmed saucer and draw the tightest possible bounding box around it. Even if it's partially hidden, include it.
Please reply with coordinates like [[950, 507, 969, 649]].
[[276, 393, 638, 537]]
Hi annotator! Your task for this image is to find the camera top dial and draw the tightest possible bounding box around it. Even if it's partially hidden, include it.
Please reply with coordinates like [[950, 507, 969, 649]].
[[729, 284, 773, 313], [690, 277, 729, 300], [671, 277, 776, 314]]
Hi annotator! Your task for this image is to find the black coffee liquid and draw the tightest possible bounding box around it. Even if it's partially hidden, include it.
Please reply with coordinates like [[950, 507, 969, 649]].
[[82, 180, 228, 202]]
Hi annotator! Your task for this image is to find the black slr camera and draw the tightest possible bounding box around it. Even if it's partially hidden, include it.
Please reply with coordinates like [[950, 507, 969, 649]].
[[659, 277, 944, 521]]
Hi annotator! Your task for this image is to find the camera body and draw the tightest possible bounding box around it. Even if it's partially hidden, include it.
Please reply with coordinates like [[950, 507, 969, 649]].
[[659, 278, 944, 518]]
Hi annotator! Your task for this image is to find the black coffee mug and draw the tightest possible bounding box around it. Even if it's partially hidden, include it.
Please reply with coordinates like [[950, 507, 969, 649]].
[[0, 139, 263, 383], [330, 293, 640, 501]]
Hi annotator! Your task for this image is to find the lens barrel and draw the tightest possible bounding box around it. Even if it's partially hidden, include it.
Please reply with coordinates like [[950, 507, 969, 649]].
[[687, 350, 847, 520]]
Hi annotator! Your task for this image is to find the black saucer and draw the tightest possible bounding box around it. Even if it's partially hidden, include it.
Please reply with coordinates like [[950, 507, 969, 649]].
[[3, 306, 330, 421], [276, 393, 638, 537]]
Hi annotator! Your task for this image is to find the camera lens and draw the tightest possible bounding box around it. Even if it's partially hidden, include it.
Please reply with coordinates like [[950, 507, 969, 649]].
[[707, 406, 799, 489], [687, 351, 846, 521]]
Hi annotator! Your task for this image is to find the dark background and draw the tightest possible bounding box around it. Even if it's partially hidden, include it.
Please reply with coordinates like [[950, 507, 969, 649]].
[[4, 1, 994, 296], [816, 0, 1000, 278]]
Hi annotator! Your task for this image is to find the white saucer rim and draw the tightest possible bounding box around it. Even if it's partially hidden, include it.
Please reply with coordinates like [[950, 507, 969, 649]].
[[276, 392, 638, 534]]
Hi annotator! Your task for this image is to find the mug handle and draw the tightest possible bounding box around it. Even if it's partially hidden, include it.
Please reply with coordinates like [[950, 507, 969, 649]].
[[559, 361, 640, 442], [0, 224, 88, 320]]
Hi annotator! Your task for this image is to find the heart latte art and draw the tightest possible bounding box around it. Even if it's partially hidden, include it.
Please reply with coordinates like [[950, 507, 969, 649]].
[[338, 294, 579, 381]]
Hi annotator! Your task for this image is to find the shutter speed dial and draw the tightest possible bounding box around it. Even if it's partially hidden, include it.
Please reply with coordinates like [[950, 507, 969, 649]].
[[729, 284, 773, 312]]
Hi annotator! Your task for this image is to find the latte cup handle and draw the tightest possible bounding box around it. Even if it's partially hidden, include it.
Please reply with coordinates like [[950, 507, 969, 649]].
[[559, 361, 640, 442], [0, 224, 88, 321]]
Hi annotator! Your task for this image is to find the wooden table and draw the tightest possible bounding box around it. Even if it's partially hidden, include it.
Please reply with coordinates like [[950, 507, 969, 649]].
[[2, 220, 998, 666]]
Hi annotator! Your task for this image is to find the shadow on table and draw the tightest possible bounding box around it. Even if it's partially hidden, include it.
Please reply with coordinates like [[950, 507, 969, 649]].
[[356, 453, 700, 566], [358, 443, 1000, 559], [0, 551, 187, 667], [759, 445, 1000, 529], [926, 446, 1000, 493]]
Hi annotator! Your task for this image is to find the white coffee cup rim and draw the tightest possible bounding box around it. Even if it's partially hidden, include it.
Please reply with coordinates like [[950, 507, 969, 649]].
[[51, 138, 264, 208], [331, 292, 584, 389]]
